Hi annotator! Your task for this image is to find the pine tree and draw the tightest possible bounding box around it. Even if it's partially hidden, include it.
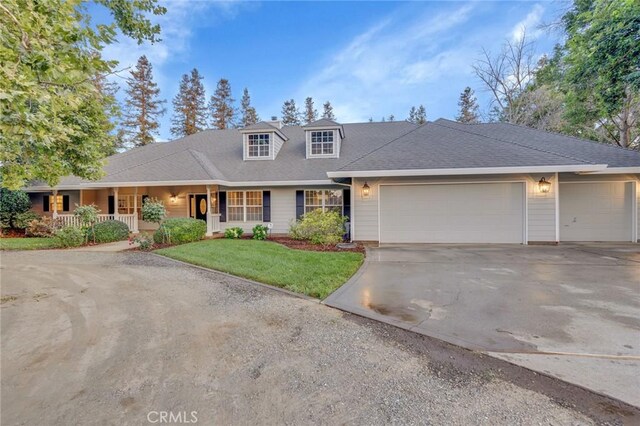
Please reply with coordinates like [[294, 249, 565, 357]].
[[388, 114, 395, 122], [322, 101, 336, 120], [171, 68, 207, 137], [304, 97, 318, 124], [240, 88, 259, 127], [121, 56, 166, 147], [456, 86, 480, 124], [281, 99, 301, 126], [415, 105, 427, 124], [408, 106, 417, 123], [208, 78, 235, 129]]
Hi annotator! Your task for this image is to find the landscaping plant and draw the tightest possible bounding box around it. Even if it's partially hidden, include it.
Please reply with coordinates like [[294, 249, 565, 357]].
[[252, 224, 269, 240], [289, 210, 347, 246], [88, 220, 129, 243], [153, 218, 206, 245], [73, 204, 100, 244], [0, 187, 31, 232], [141, 198, 167, 241], [13, 211, 40, 234], [130, 232, 154, 251], [26, 216, 63, 237], [53, 226, 85, 248], [224, 227, 244, 239]]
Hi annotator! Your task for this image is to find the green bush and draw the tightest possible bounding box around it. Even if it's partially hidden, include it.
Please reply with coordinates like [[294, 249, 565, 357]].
[[0, 188, 31, 229], [142, 198, 166, 224], [289, 209, 347, 246], [252, 224, 269, 240], [14, 211, 40, 230], [153, 218, 206, 245], [54, 226, 85, 248], [131, 232, 154, 250], [87, 220, 129, 243], [26, 216, 63, 237], [224, 227, 244, 239]]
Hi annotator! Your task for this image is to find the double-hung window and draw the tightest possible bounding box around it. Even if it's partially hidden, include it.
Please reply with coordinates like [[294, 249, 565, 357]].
[[227, 191, 263, 221], [304, 190, 343, 214], [310, 130, 334, 155], [50, 195, 63, 212], [247, 133, 270, 158]]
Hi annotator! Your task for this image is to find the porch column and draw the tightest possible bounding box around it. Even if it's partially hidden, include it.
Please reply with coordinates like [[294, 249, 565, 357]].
[[133, 187, 139, 233], [52, 189, 58, 218], [206, 185, 213, 236], [113, 188, 119, 221]]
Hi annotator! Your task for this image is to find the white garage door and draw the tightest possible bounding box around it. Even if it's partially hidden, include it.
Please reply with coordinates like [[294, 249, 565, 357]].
[[379, 183, 525, 243], [559, 182, 633, 242]]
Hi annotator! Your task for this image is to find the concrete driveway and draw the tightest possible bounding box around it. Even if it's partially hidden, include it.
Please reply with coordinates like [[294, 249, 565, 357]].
[[325, 243, 640, 407]]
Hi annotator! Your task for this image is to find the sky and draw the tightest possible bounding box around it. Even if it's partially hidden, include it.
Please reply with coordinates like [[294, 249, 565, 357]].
[[97, 0, 569, 141]]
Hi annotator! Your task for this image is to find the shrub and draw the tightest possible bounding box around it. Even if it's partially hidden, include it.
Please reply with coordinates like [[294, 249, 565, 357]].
[[26, 216, 63, 237], [54, 226, 85, 248], [224, 227, 244, 239], [87, 220, 129, 243], [74, 204, 100, 243], [252, 224, 269, 240], [130, 232, 154, 251], [153, 218, 206, 245], [142, 198, 166, 224], [14, 211, 40, 230], [289, 210, 347, 246], [0, 188, 31, 229]]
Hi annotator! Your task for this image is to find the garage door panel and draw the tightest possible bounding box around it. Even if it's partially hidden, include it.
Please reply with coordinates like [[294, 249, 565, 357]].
[[380, 183, 524, 244]]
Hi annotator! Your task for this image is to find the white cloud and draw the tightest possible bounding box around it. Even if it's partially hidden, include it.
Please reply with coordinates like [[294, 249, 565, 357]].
[[511, 4, 545, 42]]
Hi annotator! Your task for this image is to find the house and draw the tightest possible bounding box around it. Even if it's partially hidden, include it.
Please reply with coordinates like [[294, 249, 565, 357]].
[[25, 118, 640, 244]]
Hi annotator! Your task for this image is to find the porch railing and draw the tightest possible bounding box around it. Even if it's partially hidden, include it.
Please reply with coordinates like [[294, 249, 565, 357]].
[[55, 214, 137, 232], [210, 213, 221, 233]]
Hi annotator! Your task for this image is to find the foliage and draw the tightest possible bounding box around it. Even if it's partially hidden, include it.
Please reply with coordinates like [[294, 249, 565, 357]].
[[14, 211, 40, 230], [0, 237, 60, 250], [289, 210, 347, 246], [240, 88, 259, 127], [224, 227, 244, 239], [0, 0, 166, 189], [87, 219, 129, 243], [130, 232, 154, 250], [171, 69, 207, 137], [153, 218, 206, 245], [322, 101, 336, 120], [456, 87, 480, 124], [304, 97, 318, 124], [141, 197, 166, 224], [281, 99, 301, 126], [26, 216, 62, 237], [74, 204, 100, 243], [209, 78, 236, 129], [54, 226, 85, 248], [0, 188, 31, 228], [121, 55, 166, 148], [408, 105, 427, 125], [252, 224, 269, 240]]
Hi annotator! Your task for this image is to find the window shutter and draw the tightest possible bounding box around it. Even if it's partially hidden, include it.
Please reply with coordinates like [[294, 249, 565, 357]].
[[43, 195, 50, 212], [342, 189, 351, 220], [219, 192, 227, 222], [262, 191, 271, 222], [295, 190, 304, 220], [142, 195, 149, 206], [108, 196, 115, 215], [62, 195, 70, 212]]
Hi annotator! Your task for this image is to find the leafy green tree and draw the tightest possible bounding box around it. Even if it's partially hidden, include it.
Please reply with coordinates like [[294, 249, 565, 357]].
[[171, 69, 207, 137], [74, 204, 100, 244], [304, 97, 318, 124], [322, 101, 336, 120], [456, 87, 480, 124], [0, 0, 166, 190], [240, 88, 259, 127], [121, 55, 166, 148], [281, 99, 301, 126], [0, 188, 31, 230], [208, 78, 236, 129]]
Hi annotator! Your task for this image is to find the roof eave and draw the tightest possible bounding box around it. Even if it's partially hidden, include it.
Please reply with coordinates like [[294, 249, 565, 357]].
[[579, 167, 640, 175], [327, 165, 609, 178]]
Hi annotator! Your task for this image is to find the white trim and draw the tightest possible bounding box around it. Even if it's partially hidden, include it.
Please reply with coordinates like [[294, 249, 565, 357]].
[[26, 179, 336, 190], [633, 181, 638, 243], [328, 165, 609, 178], [582, 167, 640, 175], [225, 190, 263, 222], [554, 172, 559, 243], [350, 183, 355, 242], [377, 180, 528, 244]]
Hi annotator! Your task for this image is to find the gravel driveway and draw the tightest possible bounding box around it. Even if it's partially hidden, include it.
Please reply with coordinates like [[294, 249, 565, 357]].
[[1, 251, 636, 425]]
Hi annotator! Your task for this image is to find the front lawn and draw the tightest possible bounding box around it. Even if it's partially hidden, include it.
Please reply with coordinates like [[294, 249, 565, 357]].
[[155, 239, 364, 299], [0, 238, 59, 250]]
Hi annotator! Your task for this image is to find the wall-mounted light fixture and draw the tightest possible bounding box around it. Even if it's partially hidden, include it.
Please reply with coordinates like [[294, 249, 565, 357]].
[[362, 182, 371, 199], [170, 193, 178, 203], [538, 177, 551, 193]]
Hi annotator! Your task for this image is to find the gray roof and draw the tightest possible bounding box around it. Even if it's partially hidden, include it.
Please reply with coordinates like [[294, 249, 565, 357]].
[[303, 119, 341, 128], [241, 121, 279, 131]]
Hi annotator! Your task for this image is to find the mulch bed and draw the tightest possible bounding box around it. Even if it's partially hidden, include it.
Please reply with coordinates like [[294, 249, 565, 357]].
[[266, 236, 366, 254], [1, 229, 28, 238]]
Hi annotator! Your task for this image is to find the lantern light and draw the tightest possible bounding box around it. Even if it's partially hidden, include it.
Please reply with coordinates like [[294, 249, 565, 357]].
[[538, 177, 551, 193], [362, 182, 371, 199]]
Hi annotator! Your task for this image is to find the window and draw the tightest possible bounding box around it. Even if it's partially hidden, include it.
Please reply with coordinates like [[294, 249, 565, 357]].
[[50, 195, 63, 212], [117, 195, 138, 214], [310, 130, 334, 155], [247, 133, 270, 158], [304, 190, 343, 214], [227, 191, 263, 222]]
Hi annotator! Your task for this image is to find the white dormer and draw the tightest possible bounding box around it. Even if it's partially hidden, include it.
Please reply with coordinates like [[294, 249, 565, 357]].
[[303, 119, 344, 159], [240, 121, 288, 161]]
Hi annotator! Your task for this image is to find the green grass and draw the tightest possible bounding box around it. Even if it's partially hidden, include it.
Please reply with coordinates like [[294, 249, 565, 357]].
[[0, 237, 59, 250], [155, 239, 364, 299]]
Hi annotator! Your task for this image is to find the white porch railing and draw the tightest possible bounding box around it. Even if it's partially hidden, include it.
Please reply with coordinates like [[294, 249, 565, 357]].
[[56, 214, 137, 232], [210, 213, 221, 233]]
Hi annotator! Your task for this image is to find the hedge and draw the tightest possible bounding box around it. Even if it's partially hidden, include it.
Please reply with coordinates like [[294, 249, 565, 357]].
[[154, 218, 206, 245], [87, 220, 130, 243]]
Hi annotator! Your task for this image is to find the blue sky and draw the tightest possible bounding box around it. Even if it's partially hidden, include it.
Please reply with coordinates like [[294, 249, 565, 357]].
[[100, 1, 567, 140]]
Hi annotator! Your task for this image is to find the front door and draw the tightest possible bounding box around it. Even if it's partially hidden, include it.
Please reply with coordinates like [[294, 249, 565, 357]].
[[190, 194, 208, 222]]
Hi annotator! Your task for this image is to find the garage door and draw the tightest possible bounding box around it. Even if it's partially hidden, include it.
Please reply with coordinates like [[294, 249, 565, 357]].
[[379, 183, 525, 243], [559, 182, 633, 242]]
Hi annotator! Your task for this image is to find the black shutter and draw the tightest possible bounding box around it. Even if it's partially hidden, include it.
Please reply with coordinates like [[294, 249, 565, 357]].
[[43, 195, 50, 212], [108, 196, 115, 214], [142, 195, 149, 205], [219, 191, 227, 222], [295, 190, 304, 220], [262, 191, 271, 222], [342, 189, 351, 220], [62, 195, 70, 212]]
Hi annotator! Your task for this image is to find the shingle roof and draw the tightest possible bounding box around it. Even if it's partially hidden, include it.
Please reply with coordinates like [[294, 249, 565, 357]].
[[240, 121, 279, 131], [303, 119, 341, 127]]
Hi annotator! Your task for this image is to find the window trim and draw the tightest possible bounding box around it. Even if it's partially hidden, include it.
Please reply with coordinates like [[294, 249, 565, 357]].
[[303, 189, 343, 214], [308, 130, 336, 157], [226, 190, 263, 222], [246, 133, 271, 159]]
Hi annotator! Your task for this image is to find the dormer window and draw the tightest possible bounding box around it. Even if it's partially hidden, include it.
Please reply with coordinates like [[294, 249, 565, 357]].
[[247, 133, 270, 158], [310, 130, 334, 155]]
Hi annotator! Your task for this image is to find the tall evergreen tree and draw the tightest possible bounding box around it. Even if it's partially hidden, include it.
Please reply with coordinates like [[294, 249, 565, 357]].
[[322, 101, 336, 120], [415, 105, 427, 124], [456, 87, 480, 124], [408, 106, 417, 123], [304, 97, 318, 124], [388, 114, 395, 122], [171, 69, 207, 137], [281, 99, 301, 126], [240, 88, 259, 127], [208, 78, 235, 129], [121, 56, 166, 147]]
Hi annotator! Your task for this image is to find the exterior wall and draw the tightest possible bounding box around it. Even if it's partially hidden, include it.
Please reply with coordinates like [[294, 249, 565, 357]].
[[28, 190, 80, 216]]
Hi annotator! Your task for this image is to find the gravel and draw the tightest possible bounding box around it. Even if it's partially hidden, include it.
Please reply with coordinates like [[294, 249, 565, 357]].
[[1, 250, 635, 425]]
